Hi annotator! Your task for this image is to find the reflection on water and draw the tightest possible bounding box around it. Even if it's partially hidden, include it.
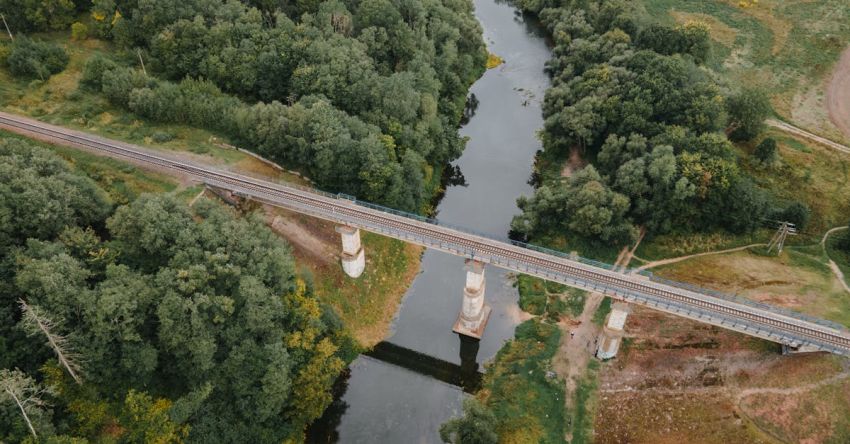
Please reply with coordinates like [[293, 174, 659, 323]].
[[442, 164, 468, 189], [460, 93, 480, 126], [308, 0, 551, 441]]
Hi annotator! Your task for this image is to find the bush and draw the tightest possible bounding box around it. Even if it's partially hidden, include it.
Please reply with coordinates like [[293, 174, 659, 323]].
[[727, 88, 772, 141], [754, 137, 779, 166], [775, 202, 810, 230], [151, 131, 175, 143], [80, 55, 119, 91], [4, 37, 69, 80], [840, 227, 850, 253], [517, 275, 546, 315], [71, 22, 89, 40]]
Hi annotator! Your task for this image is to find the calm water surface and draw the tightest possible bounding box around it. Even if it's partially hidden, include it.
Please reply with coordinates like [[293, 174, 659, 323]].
[[310, 1, 550, 441]]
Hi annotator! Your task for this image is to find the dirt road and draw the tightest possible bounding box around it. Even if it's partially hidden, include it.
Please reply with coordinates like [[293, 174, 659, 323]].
[[766, 119, 850, 155], [827, 46, 850, 141]]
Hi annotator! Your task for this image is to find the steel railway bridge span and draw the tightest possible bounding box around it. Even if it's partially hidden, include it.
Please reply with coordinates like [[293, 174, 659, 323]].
[[2, 112, 849, 356]]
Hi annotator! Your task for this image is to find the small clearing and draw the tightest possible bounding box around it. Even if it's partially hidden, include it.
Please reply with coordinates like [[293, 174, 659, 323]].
[[265, 209, 337, 265], [560, 146, 587, 178]]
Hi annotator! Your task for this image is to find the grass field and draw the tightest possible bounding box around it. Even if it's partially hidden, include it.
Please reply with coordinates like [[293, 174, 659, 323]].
[[741, 128, 850, 241], [307, 230, 423, 348], [653, 246, 850, 328], [636, 0, 850, 142], [477, 319, 566, 443]]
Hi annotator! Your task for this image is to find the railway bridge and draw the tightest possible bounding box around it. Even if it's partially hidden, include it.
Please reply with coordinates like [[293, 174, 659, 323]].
[[2, 112, 849, 357]]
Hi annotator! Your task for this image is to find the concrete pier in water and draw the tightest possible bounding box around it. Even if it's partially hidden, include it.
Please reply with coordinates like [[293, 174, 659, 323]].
[[453, 259, 492, 339], [337, 226, 365, 278], [596, 302, 631, 359]]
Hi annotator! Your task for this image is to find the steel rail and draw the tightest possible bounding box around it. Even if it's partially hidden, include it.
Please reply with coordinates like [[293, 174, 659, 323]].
[[2, 113, 849, 355]]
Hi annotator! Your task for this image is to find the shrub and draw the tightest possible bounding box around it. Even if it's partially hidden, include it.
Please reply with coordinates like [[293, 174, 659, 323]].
[[727, 88, 772, 141], [80, 55, 119, 90], [754, 137, 778, 166], [4, 37, 69, 80], [71, 22, 89, 40], [151, 131, 175, 143], [840, 227, 850, 253], [775, 202, 810, 230]]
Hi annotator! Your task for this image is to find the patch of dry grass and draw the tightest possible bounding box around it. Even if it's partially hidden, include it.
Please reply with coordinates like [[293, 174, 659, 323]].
[[742, 128, 850, 239], [740, 378, 850, 443], [670, 11, 738, 47], [289, 213, 423, 348], [654, 249, 850, 327]]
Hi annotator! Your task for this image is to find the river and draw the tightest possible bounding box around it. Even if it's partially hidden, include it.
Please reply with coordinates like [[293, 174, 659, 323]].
[[309, 0, 550, 441]]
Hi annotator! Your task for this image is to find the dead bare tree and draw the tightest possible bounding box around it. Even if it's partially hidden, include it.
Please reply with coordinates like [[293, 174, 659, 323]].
[[18, 299, 83, 384], [0, 369, 52, 438], [1, 13, 13, 40]]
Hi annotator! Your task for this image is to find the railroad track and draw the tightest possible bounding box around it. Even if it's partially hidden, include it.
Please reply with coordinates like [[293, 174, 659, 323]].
[[3, 112, 850, 356]]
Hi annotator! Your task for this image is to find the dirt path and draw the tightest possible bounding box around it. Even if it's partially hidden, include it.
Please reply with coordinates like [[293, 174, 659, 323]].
[[552, 245, 632, 442], [821, 226, 848, 247], [827, 46, 850, 141], [821, 226, 850, 295], [766, 118, 850, 155], [633, 243, 766, 273], [618, 227, 645, 271], [598, 371, 850, 400], [266, 211, 337, 265]]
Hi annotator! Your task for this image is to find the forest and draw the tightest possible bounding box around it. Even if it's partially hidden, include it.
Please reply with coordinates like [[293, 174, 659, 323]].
[[0, 0, 487, 441], [1, 0, 486, 213], [0, 136, 356, 442], [507, 0, 807, 247]]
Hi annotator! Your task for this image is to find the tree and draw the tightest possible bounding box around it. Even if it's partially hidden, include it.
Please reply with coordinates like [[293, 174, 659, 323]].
[[0, 138, 111, 251], [0, 0, 76, 32], [4, 37, 69, 80], [439, 399, 498, 444], [18, 299, 83, 384], [0, 369, 52, 439], [80, 55, 118, 91], [727, 88, 771, 141], [120, 390, 188, 444], [71, 22, 88, 40], [776, 202, 810, 230], [754, 137, 779, 166], [512, 166, 637, 245], [840, 220, 850, 253]]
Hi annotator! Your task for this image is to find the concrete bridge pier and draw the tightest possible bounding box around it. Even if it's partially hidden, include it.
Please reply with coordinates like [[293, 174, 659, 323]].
[[596, 302, 632, 360], [453, 259, 492, 339], [336, 226, 365, 278]]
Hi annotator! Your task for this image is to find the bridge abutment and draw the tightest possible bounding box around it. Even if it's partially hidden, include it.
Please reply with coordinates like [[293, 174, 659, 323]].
[[336, 226, 365, 278], [453, 259, 492, 339], [782, 344, 823, 355], [596, 302, 631, 360]]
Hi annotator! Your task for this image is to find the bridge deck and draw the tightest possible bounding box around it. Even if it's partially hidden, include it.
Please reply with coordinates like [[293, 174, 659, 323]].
[[2, 111, 848, 356]]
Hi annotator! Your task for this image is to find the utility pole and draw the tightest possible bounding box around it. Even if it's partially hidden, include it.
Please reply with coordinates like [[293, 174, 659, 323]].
[[1, 13, 13, 41], [767, 221, 797, 255]]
